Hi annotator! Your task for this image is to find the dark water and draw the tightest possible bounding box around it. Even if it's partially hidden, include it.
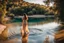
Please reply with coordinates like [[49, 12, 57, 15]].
[[11, 17, 54, 23], [1, 17, 60, 43]]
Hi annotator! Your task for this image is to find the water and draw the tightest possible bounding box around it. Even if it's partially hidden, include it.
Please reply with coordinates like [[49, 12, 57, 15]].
[[1, 17, 60, 43], [28, 22, 60, 43], [11, 17, 54, 23]]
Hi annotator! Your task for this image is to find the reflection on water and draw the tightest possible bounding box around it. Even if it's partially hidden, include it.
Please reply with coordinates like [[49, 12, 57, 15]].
[[0, 17, 60, 43], [22, 33, 29, 43], [11, 17, 54, 23]]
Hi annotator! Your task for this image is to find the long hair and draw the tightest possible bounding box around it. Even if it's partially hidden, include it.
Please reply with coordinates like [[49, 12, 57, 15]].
[[23, 13, 27, 20]]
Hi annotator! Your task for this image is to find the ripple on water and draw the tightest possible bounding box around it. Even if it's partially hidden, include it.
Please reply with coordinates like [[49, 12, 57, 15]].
[[7, 22, 60, 43]]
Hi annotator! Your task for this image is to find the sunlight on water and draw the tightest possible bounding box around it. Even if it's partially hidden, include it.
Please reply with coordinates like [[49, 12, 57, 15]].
[[29, 22, 60, 29], [28, 22, 60, 43], [7, 22, 60, 43]]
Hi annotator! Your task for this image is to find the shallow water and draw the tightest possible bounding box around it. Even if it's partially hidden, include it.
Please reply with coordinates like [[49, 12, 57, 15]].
[[0, 17, 60, 43], [6, 22, 60, 43]]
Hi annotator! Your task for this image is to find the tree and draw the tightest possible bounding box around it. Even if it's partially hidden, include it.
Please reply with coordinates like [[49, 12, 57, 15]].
[[54, 0, 64, 24], [43, 0, 50, 6], [0, 0, 7, 24], [28, 11, 33, 15], [32, 8, 36, 14]]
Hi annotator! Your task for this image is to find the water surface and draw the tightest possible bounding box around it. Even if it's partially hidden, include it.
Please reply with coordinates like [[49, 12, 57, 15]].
[[1, 17, 60, 43]]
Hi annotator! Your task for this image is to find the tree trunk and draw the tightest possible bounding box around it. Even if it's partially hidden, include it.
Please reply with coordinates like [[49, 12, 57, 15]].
[[54, 0, 64, 24]]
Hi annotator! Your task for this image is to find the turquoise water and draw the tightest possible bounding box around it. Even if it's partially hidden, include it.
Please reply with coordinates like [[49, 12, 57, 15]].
[[11, 17, 54, 23]]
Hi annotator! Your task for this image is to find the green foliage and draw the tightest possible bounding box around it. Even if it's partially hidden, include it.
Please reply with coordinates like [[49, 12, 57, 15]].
[[43, 0, 50, 6], [0, 0, 7, 24], [0, 0, 55, 19], [10, 5, 47, 16]]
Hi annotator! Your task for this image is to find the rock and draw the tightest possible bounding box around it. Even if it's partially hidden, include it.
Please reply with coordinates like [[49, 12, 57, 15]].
[[0, 24, 8, 40], [0, 24, 6, 34], [55, 30, 64, 43]]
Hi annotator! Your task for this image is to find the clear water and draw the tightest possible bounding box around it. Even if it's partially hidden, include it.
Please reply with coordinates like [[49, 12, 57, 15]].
[[1, 17, 60, 43]]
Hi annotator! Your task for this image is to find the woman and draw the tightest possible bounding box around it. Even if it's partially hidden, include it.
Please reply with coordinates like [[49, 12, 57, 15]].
[[21, 14, 29, 43]]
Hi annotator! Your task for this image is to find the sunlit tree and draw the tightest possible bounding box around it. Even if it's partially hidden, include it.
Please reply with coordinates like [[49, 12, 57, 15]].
[[43, 0, 50, 6], [0, 0, 7, 24]]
